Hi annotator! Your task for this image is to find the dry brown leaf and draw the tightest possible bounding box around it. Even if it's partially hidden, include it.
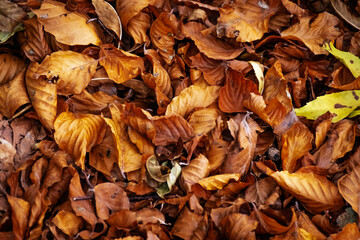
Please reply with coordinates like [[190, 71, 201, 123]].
[[99, 44, 144, 84], [92, 0, 122, 39], [181, 154, 210, 192], [106, 209, 137, 229], [189, 53, 226, 85], [210, 198, 247, 227], [188, 107, 220, 135], [54, 112, 106, 169], [105, 104, 142, 173], [0, 53, 26, 85], [128, 127, 154, 155], [26, 62, 57, 130], [219, 213, 258, 240], [150, 12, 178, 65], [52, 210, 83, 237], [219, 69, 259, 113], [297, 212, 327, 240], [267, 169, 344, 213], [171, 207, 205, 240], [206, 138, 229, 173], [152, 114, 194, 146], [0, 69, 30, 118], [21, 18, 52, 62], [69, 168, 97, 226], [94, 183, 130, 220], [0, 0, 26, 32], [34, 50, 97, 95], [182, 22, 244, 60], [338, 165, 360, 215], [314, 113, 334, 148], [7, 195, 30, 240], [128, 11, 151, 45], [198, 174, 240, 190], [280, 0, 306, 17], [33, 0, 102, 46], [281, 122, 313, 173], [165, 83, 220, 117], [217, 0, 279, 42], [281, 12, 341, 55]]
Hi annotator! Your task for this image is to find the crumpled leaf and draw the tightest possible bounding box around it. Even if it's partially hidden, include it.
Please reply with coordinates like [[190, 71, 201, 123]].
[[52, 210, 83, 237], [105, 104, 142, 173], [0, 53, 26, 85], [181, 154, 210, 192], [26, 62, 57, 130], [188, 107, 220, 135], [94, 183, 130, 219], [338, 165, 360, 215], [323, 41, 360, 78], [210, 198, 247, 227], [295, 90, 360, 122], [219, 69, 259, 113], [92, 0, 122, 40], [34, 50, 97, 95], [198, 174, 240, 190], [54, 112, 106, 169], [165, 83, 220, 117], [21, 18, 52, 62], [171, 207, 206, 240], [33, 0, 102, 46], [265, 168, 344, 213], [156, 161, 181, 198], [281, 122, 313, 173], [127, 11, 151, 45], [281, 12, 341, 55], [0, 0, 27, 32], [182, 21, 244, 60], [0, 69, 30, 118], [150, 12, 178, 65], [219, 213, 258, 240], [329, 222, 360, 239], [99, 44, 144, 84]]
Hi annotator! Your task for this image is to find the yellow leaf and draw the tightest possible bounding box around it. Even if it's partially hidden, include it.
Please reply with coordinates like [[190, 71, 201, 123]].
[[54, 112, 106, 169], [323, 41, 360, 78], [295, 90, 360, 122], [198, 174, 240, 190], [52, 210, 83, 237], [180, 154, 210, 192]]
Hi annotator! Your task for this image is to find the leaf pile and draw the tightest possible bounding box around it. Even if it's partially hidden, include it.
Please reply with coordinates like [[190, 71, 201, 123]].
[[1, 0, 360, 239]]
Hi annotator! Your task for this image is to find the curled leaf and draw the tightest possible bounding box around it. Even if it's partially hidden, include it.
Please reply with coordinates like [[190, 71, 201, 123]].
[[198, 174, 241, 191], [181, 154, 210, 192]]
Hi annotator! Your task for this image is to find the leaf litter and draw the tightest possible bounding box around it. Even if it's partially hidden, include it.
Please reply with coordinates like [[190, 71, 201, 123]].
[[0, 0, 360, 239]]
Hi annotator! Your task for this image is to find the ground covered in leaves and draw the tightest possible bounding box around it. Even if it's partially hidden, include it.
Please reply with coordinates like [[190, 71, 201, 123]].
[[1, 0, 360, 239]]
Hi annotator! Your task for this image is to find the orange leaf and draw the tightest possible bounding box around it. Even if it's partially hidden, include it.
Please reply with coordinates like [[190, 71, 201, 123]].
[[94, 183, 130, 219], [0, 69, 30, 118], [26, 62, 57, 130], [171, 207, 206, 240], [52, 210, 83, 237], [219, 69, 259, 113], [21, 18, 52, 62], [166, 83, 220, 117], [35, 50, 97, 95], [189, 53, 226, 85], [198, 174, 241, 190], [92, 0, 121, 39], [105, 104, 142, 173], [54, 112, 106, 169], [182, 22, 244, 60], [7, 195, 30, 240], [128, 12, 151, 45], [181, 154, 210, 192], [210, 198, 247, 227], [268, 170, 344, 213], [150, 12, 178, 64], [33, 0, 102, 46], [99, 44, 144, 84], [253, 207, 296, 234], [329, 223, 360, 239], [281, 12, 341, 55], [188, 107, 220, 135], [314, 112, 334, 148], [0, 53, 26, 85], [219, 213, 258, 240], [281, 122, 313, 173], [338, 165, 360, 215], [128, 126, 154, 155]]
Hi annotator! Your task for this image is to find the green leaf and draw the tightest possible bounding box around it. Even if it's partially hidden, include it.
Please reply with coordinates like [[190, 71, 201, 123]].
[[323, 42, 360, 78], [295, 90, 360, 122], [0, 22, 24, 44], [156, 182, 170, 198], [348, 109, 360, 118], [156, 161, 181, 198]]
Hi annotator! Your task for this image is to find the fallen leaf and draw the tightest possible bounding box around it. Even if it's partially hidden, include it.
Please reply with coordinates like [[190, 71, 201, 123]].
[[54, 112, 106, 169], [189, 53, 226, 85], [210, 198, 247, 227], [7, 195, 30, 240], [338, 165, 360, 215], [329, 222, 360, 239], [0, 0, 27, 32], [295, 90, 360, 122], [52, 210, 83, 237], [99, 44, 144, 84], [188, 107, 220, 135], [171, 207, 205, 240], [281, 12, 341, 55], [181, 154, 210, 192], [33, 0, 102, 46], [35, 50, 97, 95], [198, 174, 241, 191], [0, 53, 26, 85], [219, 213, 258, 240], [128, 11, 151, 45]]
